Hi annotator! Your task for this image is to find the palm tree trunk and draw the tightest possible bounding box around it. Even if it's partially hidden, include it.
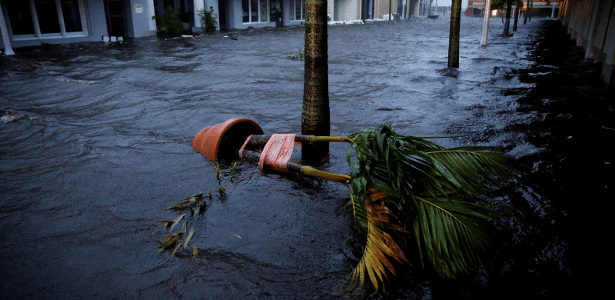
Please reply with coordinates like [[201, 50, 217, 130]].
[[523, 0, 529, 24], [447, 0, 462, 68], [513, 6, 520, 31], [529, 0, 533, 21], [502, 0, 512, 36], [302, 0, 330, 163], [428, 0, 432, 16], [480, 0, 492, 46]]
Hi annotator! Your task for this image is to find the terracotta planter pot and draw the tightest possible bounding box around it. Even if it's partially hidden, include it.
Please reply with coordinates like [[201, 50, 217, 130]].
[[192, 117, 263, 160]]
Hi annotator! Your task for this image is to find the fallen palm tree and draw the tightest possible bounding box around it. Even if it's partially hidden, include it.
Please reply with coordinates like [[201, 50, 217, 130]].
[[344, 125, 524, 291], [191, 118, 526, 292]]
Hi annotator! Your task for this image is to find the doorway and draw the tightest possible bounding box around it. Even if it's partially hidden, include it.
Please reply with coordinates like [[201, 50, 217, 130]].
[[361, 0, 374, 20], [104, 0, 126, 37], [217, 0, 228, 30], [270, 0, 283, 27]]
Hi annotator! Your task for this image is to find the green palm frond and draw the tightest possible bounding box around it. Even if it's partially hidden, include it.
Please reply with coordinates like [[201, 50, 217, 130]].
[[413, 196, 502, 278], [345, 125, 525, 290], [426, 149, 526, 196], [347, 125, 434, 200]]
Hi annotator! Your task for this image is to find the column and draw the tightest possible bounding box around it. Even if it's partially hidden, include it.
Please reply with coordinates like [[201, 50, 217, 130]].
[[148, 0, 157, 31], [194, 0, 205, 28], [481, 0, 492, 46], [0, 3, 15, 55]]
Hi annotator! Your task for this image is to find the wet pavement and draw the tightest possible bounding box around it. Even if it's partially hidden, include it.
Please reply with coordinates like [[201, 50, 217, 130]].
[[1, 16, 614, 299]]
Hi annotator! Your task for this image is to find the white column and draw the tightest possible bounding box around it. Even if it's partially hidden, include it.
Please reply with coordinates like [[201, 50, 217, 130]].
[[551, 2, 556, 18], [0, 3, 15, 55], [148, 0, 157, 31], [194, 0, 205, 27], [412, 0, 420, 17], [480, 0, 491, 46]]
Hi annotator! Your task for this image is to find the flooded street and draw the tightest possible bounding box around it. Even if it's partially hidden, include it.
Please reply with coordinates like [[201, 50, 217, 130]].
[[2, 16, 613, 299]]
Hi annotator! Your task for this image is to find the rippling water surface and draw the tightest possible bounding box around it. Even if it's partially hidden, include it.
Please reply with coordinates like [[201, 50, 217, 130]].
[[2, 17, 613, 299]]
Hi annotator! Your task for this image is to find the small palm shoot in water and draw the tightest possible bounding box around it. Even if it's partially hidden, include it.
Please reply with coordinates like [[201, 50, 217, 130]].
[[156, 193, 208, 257], [156, 162, 238, 258]]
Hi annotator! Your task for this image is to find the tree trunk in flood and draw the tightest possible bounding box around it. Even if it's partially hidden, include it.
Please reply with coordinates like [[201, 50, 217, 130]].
[[447, 0, 462, 68], [502, 0, 512, 36], [480, 0, 492, 46], [513, 6, 520, 31], [524, 0, 529, 24], [529, 0, 533, 21], [302, 0, 330, 163], [503, 0, 512, 36]]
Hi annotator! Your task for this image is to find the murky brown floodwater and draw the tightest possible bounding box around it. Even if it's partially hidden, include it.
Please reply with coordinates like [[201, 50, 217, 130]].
[[1, 16, 613, 299]]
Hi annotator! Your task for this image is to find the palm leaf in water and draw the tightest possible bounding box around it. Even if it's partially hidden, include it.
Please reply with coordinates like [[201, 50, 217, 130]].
[[349, 189, 409, 291], [412, 196, 504, 278], [346, 125, 524, 291]]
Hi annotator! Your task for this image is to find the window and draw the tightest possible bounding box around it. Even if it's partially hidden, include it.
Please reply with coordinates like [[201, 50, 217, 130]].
[[242, 0, 269, 23], [5, 1, 35, 35], [61, 0, 83, 32], [289, 0, 305, 21], [5, 0, 88, 40], [36, 0, 62, 34]]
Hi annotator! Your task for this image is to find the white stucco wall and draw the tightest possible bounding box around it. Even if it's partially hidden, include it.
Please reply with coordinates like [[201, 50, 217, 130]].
[[127, 0, 157, 37], [561, 0, 615, 89], [335, 0, 360, 20]]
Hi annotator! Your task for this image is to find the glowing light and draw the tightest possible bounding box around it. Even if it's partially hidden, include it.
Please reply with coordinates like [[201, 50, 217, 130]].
[[491, 10, 497, 17]]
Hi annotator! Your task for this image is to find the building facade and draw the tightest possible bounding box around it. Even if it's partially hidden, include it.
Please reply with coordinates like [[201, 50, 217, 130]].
[[1, 0, 158, 51], [559, 0, 615, 91], [2, 0, 422, 53], [465, 0, 560, 17]]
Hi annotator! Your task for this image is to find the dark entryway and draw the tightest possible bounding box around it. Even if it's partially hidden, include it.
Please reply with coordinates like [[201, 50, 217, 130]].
[[270, 0, 283, 27], [361, 0, 374, 20], [217, 0, 229, 31], [104, 0, 126, 36], [154, 0, 193, 31]]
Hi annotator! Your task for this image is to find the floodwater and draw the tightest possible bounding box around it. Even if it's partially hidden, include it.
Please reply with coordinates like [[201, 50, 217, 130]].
[[1, 17, 613, 299]]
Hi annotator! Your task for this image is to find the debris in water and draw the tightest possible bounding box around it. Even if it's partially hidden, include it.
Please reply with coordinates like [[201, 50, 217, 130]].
[[1, 110, 34, 123], [9, 57, 39, 69]]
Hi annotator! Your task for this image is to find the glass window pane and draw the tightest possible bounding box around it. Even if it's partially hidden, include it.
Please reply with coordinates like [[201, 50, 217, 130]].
[[301, 0, 305, 20], [60, 0, 83, 32], [5, 1, 36, 35], [250, 0, 258, 22], [296, 0, 301, 20], [34, 0, 61, 34], [259, 0, 267, 22], [242, 0, 249, 22]]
